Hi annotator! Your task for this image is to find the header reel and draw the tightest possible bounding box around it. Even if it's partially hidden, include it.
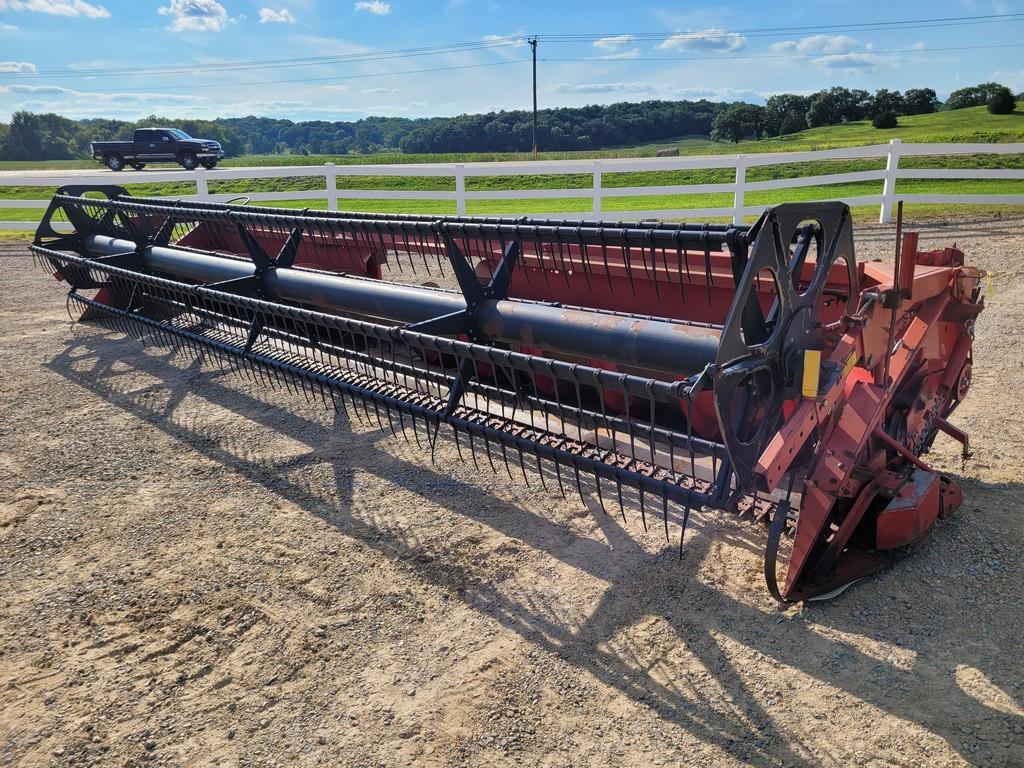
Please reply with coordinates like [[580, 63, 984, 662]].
[[32, 187, 983, 601]]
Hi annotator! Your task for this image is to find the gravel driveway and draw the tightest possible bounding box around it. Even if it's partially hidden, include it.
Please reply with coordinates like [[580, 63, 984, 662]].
[[1, 215, 1022, 767]]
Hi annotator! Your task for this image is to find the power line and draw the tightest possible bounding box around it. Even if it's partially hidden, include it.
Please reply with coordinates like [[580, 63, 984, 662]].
[[543, 42, 1024, 65], [2, 11, 1020, 81], [63, 59, 531, 94], [3, 39, 528, 79], [21, 41, 1018, 96], [535, 12, 1024, 40]]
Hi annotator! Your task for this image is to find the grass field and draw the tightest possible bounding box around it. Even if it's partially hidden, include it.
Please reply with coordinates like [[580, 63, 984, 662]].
[[2, 104, 1021, 238]]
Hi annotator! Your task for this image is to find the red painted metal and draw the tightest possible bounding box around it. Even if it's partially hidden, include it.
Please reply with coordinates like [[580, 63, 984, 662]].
[[136, 212, 986, 601], [876, 469, 942, 550], [178, 221, 383, 278]]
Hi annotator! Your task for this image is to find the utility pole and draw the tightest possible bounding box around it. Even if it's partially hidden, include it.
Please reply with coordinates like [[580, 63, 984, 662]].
[[529, 36, 538, 159]]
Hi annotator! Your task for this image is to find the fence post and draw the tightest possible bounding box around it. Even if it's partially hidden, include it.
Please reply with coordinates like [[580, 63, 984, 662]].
[[592, 159, 602, 216], [455, 164, 466, 216], [732, 155, 746, 225], [195, 167, 209, 201], [325, 162, 338, 211], [879, 139, 902, 224]]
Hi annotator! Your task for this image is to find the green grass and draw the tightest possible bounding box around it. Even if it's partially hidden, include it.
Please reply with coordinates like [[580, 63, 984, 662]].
[[2, 104, 1021, 236], [1, 103, 1019, 172]]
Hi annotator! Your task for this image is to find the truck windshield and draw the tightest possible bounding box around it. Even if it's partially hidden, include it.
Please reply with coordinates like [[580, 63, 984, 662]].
[[169, 129, 191, 139]]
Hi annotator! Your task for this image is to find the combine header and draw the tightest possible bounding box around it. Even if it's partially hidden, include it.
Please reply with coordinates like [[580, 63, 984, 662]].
[[31, 187, 984, 601]]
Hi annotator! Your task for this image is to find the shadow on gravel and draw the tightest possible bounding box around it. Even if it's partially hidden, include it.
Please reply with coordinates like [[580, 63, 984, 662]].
[[46, 331, 1023, 767]]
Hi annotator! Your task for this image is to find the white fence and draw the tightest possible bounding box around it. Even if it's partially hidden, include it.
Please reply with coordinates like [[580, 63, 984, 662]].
[[2, 139, 1022, 231]]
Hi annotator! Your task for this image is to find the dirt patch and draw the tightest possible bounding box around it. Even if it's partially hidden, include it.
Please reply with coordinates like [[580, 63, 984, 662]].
[[0, 215, 1022, 767]]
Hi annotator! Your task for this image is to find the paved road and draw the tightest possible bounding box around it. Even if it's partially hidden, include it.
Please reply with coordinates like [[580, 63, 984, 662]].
[[0, 167, 216, 181]]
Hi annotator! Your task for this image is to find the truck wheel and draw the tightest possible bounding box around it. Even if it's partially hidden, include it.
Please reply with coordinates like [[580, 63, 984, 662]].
[[200, 160, 218, 170], [106, 154, 125, 172], [130, 163, 145, 171], [180, 152, 198, 170]]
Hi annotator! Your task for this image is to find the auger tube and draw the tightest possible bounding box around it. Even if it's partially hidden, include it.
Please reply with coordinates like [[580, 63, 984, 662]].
[[84, 234, 722, 377]]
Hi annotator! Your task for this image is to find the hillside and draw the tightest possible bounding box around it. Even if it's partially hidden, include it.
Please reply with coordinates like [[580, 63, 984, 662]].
[[1, 102, 1021, 240], [715, 102, 1024, 154], [1, 103, 1020, 172]]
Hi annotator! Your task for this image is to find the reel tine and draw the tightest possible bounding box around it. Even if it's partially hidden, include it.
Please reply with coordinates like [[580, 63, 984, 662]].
[[396, 407, 409, 442], [452, 423, 464, 462], [517, 445, 530, 487], [534, 447, 547, 492], [466, 429, 480, 471], [573, 461, 585, 508], [678, 499, 692, 558], [410, 408, 424, 449], [616, 479, 626, 524], [552, 451, 567, 500], [481, 430, 498, 476], [427, 417, 441, 464], [662, 494, 670, 544], [498, 431, 514, 480]]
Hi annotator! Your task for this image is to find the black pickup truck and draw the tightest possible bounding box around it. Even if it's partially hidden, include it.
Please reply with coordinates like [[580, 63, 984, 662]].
[[90, 128, 225, 171]]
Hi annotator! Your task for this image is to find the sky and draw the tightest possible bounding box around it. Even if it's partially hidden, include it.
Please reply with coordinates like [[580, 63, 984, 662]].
[[0, 0, 1021, 123]]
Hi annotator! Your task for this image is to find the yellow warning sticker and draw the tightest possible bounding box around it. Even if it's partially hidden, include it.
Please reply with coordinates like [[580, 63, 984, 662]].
[[802, 349, 822, 398]]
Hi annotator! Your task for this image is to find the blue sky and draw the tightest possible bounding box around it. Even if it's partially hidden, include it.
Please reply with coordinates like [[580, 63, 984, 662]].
[[0, 0, 1021, 122]]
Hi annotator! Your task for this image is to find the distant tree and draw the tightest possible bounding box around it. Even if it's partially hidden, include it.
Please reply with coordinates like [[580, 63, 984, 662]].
[[778, 110, 806, 135], [945, 82, 1008, 110], [872, 112, 899, 129], [763, 93, 812, 135], [710, 104, 765, 143], [903, 88, 939, 115], [806, 96, 838, 128], [987, 86, 1017, 114], [806, 88, 859, 126], [871, 89, 905, 118]]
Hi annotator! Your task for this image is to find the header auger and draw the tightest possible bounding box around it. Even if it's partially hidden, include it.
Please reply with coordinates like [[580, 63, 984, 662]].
[[31, 186, 984, 601]]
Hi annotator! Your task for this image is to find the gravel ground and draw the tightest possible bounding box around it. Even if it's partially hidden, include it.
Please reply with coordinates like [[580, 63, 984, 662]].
[[0, 215, 1022, 768]]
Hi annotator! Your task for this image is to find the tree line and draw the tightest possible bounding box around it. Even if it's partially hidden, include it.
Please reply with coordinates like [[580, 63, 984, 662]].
[[710, 82, 1020, 143], [0, 81, 1018, 160], [0, 99, 725, 160]]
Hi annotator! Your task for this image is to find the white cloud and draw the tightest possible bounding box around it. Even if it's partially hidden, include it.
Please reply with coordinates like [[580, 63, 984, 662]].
[[0, 0, 109, 18], [910, 41, 925, 51], [0, 84, 71, 93], [591, 35, 640, 59], [0, 21, 18, 29], [663, 87, 765, 104], [482, 31, 528, 59], [657, 28, 745, 53], [815, 53, 881, 71], [0, 84, 211, 104], [291, 35, 370, 56], [593, 34, 635, 50], [483, 32, 527, 46], [363, 87, 399, 94], [598, 49, 641, 60], [0, 60, 36, 72], [550, 81, 767, 103], [258, 7, 294, 23], [769, 34, 858, 55], [553, 82, 653, 94], [354, 0, 389, 15], [158, 0, 231, 32]]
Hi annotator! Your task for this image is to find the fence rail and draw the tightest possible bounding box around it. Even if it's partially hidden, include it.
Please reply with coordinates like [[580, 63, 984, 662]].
[[2, 139, 1022, 231]]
